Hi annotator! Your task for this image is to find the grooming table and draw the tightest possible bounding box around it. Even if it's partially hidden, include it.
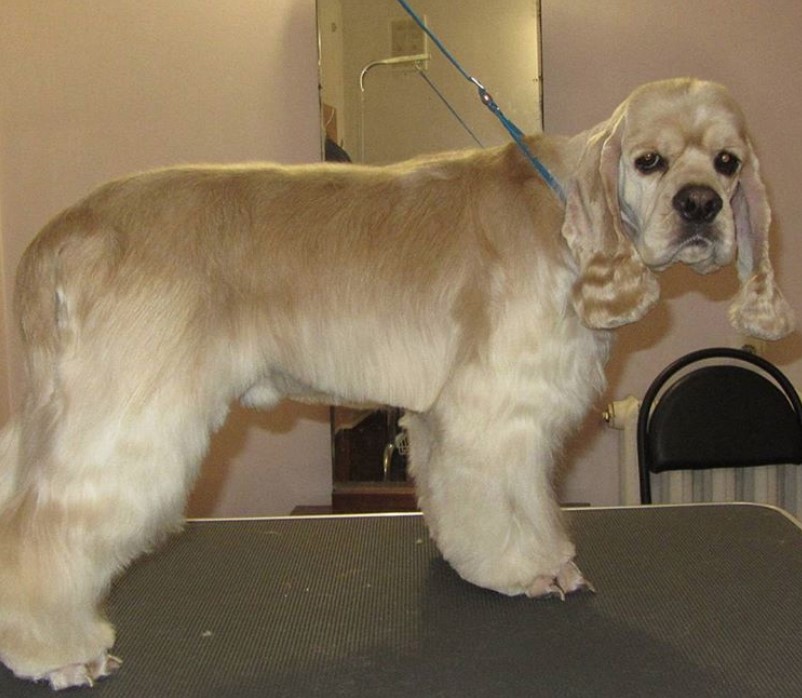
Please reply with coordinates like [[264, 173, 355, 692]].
[[2, 504, 800, 696]]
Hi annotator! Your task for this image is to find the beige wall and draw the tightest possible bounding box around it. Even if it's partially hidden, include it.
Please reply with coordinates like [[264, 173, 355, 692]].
[[542, 0, 802, 504], [0, 0, 331, 517], [1, 1, 801, 514]]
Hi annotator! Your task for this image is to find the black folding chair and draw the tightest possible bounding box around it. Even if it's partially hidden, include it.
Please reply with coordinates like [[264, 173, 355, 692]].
[[637, 347, 802, 504]]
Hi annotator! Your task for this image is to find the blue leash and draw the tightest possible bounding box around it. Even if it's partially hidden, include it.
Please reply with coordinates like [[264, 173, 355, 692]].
[[395, 0, 565, 202]]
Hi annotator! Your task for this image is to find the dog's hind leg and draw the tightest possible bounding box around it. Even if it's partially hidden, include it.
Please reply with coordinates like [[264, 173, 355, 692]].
[[0, 347, 232, 689], [0, 215, 262, 687]]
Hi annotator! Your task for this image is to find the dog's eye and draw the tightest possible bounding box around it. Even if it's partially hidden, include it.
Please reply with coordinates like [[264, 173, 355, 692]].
[[634, 152, 666, 174], [714, 151, 740, 176]]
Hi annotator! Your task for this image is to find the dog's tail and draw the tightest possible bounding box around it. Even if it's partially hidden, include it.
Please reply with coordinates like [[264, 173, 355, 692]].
[[0, 419, 21, 508], [3, 206, 115, 505], [14, 203, 117, 393], [0, 214, 72, 508], [13, 217, 69, 403]]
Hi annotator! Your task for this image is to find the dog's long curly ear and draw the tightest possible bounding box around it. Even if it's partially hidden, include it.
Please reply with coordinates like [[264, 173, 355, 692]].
[[727, 141, 794, 340], [561, 112, 659, 329]]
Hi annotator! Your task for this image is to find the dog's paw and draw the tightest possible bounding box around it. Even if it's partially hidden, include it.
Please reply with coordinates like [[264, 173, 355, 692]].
[[526, 560, 595, 600], [42, 653, 122, 690]]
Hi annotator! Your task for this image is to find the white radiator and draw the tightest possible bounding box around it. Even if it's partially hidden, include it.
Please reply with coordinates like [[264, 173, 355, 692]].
[[606, 396, 802, 522]]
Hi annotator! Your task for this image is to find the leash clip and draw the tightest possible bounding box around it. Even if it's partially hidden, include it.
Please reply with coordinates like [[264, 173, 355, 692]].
[[472, 79, 501, 118], [478, 87, 498, 113]]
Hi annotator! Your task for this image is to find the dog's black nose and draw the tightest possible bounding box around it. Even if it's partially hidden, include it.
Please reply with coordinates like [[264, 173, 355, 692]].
[[672, 185, 723, 223]]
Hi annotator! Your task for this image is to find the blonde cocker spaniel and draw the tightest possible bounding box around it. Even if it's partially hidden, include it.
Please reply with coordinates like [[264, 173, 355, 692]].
[[0, 78, 794, 688]]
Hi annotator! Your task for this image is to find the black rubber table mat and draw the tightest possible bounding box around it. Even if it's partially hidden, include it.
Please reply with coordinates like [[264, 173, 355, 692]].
[[1, 504, 800, 697]]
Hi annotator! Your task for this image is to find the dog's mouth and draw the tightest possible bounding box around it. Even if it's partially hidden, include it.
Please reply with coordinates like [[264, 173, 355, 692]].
[[677, 218, 720, 250], [670, 225, 729, 273], [679, 232, 712, 251]]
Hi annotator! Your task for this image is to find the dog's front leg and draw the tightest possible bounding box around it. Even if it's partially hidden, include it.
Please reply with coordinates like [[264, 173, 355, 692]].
[[407, 369, 591, 599]]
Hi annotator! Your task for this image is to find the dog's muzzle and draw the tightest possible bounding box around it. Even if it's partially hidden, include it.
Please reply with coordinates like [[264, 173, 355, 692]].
[[668, 184, 728, 270]]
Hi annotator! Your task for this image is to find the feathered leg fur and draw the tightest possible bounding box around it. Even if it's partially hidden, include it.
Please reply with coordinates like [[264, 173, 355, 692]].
[[0, 221, 245, 687], [404, 297, 609, 597]]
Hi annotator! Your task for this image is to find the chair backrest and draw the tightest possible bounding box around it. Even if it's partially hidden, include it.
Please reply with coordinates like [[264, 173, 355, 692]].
[[637, 347, 802, 504]]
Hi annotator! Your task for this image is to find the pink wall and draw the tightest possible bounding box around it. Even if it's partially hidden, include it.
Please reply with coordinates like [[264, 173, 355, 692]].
[[541, 0, 802, 504]]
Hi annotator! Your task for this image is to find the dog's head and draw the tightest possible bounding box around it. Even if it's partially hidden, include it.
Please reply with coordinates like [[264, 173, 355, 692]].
[[561, 77, 794, 340]]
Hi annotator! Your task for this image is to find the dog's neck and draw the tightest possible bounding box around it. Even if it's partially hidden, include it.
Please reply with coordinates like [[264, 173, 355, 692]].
[[523, 131, 592, 194]]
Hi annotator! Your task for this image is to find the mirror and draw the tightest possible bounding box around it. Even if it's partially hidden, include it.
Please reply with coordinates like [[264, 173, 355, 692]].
[[317, 0, 542, 511]]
